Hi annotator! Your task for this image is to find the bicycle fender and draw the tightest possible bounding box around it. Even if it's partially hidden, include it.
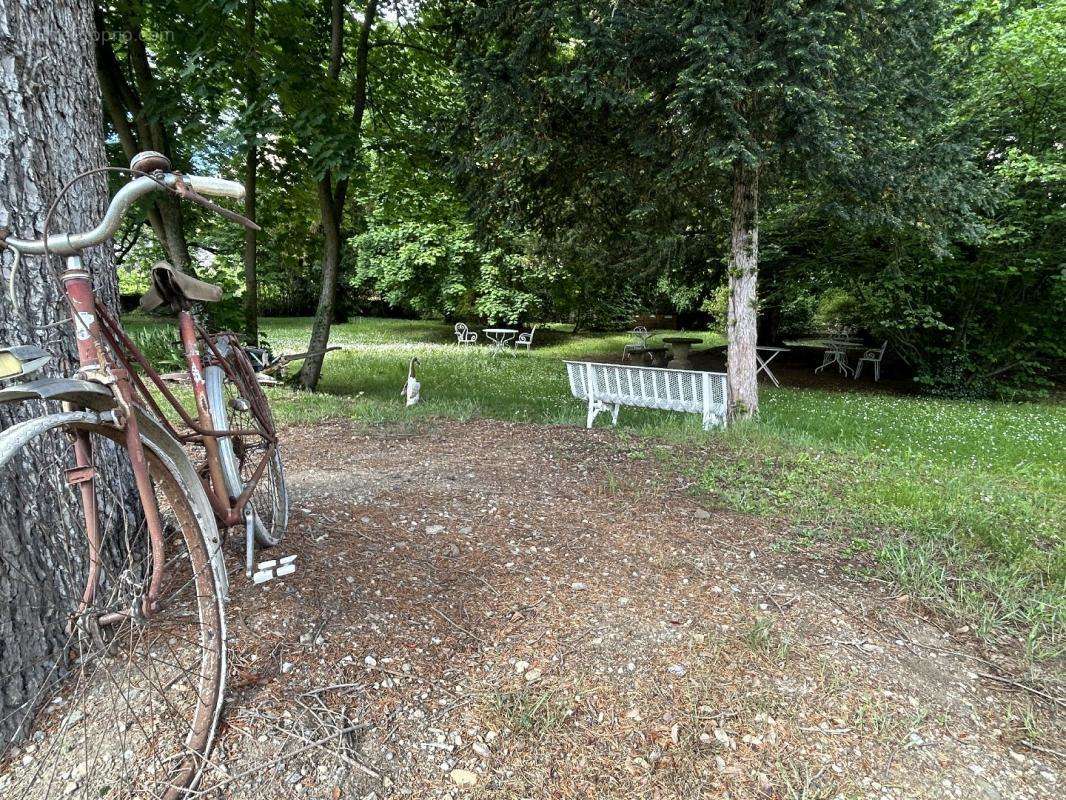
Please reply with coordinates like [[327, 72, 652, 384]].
[[0, 377, 118, 411]]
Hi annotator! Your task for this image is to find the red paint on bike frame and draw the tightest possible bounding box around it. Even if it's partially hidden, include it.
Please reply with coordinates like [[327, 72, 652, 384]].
[[69, 430, 101, 623], [61, 262, 102, 369], [62, 259, 169, 615]]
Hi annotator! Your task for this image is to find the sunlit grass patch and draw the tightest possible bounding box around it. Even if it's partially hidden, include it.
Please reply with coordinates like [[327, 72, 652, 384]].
[[694, 417, 1065, 659]]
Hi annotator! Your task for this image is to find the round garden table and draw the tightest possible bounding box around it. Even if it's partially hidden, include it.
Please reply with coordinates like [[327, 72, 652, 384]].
[[662, 336, 702, 369], [483, 327, 518, 357]]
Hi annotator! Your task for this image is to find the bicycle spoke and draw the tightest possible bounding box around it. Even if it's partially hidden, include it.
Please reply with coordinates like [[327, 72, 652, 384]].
[[0, 426, 223, 798]]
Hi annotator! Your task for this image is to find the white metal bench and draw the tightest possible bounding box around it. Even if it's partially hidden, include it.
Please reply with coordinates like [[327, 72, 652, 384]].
[[564, 361, 728, 431]]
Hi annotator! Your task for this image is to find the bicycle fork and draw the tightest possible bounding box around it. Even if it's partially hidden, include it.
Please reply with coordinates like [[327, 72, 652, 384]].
[[64, 256, 168, 621]]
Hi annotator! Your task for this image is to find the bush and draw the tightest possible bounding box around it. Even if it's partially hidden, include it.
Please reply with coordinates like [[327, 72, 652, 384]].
[[352, 222, 543, 325], [127, 327, 184, 372]]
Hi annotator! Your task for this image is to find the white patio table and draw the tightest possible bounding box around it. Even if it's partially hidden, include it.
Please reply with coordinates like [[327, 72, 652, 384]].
[[755, 345, 790, 387], [483, 327, 519, 357], [717, 344, 791, 386]]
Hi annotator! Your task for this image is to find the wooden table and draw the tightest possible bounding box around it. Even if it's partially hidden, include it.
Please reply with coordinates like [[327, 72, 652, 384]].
[[662, 336, 702, 369]]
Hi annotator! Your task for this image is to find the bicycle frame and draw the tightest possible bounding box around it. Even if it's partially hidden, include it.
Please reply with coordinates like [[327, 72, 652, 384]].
[[61, 254, 276, 613]]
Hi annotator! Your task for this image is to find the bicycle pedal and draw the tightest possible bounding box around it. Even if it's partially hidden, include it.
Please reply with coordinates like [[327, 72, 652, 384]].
[[252, 554, 297, 585]]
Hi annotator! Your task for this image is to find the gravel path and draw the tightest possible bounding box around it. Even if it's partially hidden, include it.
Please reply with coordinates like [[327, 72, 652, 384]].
[[199, 419, 1062, 799]]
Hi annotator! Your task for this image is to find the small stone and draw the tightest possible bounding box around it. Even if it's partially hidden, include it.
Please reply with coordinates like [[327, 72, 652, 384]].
[[667, 664, 687, 677], [695, 509, 711, 520], [63, 782, 78, 796], [450, 769, 478, 788], [281, 662, 295, 674], [426, 525, 445, 535], [514, 660, 530, 674], [62, 710, 84, 727], [472, 742, 491, 758], [524, 668, 542, 682], [365, 655, 377, 668], [570, 581, 587, 591]]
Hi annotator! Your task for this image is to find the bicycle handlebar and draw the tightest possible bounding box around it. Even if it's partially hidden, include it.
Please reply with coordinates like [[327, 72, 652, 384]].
[[4, 173, 247, 256]]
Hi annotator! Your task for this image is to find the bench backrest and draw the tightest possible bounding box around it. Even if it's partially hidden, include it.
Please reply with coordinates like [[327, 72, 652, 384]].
[[564, 361, 727, 417]]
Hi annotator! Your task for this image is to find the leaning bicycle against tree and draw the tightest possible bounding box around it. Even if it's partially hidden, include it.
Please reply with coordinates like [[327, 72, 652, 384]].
[[0, 151, 292, 798]]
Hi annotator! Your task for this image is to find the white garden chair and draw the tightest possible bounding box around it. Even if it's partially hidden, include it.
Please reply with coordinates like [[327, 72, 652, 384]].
[[514, 324, 538, 351], [622, 326, 651, 361], [854, 341, 888, 381], [454, 323, 478, 345]]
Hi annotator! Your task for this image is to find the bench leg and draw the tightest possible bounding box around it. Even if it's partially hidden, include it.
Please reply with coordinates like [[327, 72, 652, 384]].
[[587, 399, 607, 428], [611, 403, 620, 426], [702, 411, 725, 431]]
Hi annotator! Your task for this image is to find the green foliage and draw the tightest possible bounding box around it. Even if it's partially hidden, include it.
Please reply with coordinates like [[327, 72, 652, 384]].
[[448, 0, 1010, 368], [351, 222, 544, 324], [754, 0, 1065, 399], [473, 250, 541, 325], [352, 222, 481, 319], [101, 1, 1062, 394], [812, 289, 857, 335], [701, 283, 730, 337], [126, 326, 184, 372]]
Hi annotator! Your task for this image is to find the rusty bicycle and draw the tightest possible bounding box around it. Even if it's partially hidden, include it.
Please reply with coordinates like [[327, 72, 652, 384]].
[[0, 151, 292, 797]]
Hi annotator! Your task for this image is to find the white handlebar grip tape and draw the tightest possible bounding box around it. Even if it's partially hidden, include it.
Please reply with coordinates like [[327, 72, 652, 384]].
[[186, 175, 246, 200]]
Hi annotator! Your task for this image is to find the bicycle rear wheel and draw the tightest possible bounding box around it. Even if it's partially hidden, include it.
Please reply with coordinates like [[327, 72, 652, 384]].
[[0, 413, 225, 799], [205, 340, 288, 546]]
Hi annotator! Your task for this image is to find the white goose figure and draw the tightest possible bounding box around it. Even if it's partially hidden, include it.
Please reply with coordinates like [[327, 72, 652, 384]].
[[402, 357, 421, 406]]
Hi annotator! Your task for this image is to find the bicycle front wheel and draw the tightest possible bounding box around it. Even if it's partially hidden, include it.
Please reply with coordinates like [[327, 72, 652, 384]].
[[0, 412, 226, 799], [205, 340, 288, 547]]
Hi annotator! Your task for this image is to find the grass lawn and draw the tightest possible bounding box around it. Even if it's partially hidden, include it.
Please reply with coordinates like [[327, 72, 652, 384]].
[[129, 314, 1065, 659]]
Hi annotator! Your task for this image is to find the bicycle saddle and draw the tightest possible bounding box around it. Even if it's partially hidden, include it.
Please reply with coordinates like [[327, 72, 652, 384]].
[[140, 261, 223, 311]]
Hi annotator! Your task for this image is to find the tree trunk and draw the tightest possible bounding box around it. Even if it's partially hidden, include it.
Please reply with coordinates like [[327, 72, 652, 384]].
[[726, 159, 760, 419], [243, 141, 259, 344], [298, 180, 343, 390], [242, 0, 259, 344], [0, 0, 124, 742], [297, 0, 377, 390]]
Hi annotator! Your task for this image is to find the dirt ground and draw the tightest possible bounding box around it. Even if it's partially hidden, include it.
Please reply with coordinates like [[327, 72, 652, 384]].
[[203, 419, 1062, 799]]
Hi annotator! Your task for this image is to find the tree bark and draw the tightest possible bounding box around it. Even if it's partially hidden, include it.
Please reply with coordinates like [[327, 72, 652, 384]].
[[299, 180, 344, 390], [0, 0, 124, 742], [726, 159, 760, 419], [298, 0, 377, 390], [242, 0, 259, 344]]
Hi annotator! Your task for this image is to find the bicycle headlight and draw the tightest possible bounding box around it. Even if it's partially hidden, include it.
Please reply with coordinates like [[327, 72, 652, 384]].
[[0, 345, 51, 380]]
